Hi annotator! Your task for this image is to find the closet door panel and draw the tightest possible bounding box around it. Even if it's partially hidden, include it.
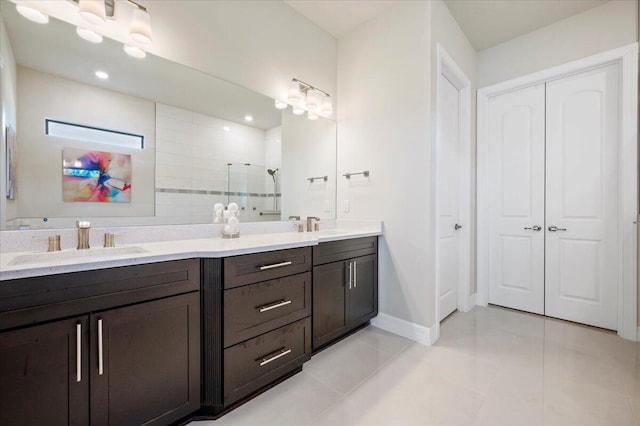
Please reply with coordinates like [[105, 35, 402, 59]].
[[487, 84, 545, 314], [545, 63, 620, 330]]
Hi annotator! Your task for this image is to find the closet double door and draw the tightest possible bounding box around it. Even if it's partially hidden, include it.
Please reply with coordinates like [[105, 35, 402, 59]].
[[487, 63, 620, 330]]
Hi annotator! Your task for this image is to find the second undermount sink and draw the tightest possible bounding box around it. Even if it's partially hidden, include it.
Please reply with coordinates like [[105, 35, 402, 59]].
[[8, 246, 148, 266]]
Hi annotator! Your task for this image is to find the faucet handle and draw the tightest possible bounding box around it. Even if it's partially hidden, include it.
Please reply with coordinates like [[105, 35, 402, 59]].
[[77, 220, 91, 229], [288, 215, 301, 221]]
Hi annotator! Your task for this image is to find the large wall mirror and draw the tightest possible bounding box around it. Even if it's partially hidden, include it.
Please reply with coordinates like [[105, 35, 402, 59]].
[[0, 4, 337, 230]]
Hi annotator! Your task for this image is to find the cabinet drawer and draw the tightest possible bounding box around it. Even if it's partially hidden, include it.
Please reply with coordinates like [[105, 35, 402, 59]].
[[224, 247, 312, 289], [0, 259, 200, 332], [224, 272, 311, 347], [223, 317, 311, 405], [313, 237, 377, 265]]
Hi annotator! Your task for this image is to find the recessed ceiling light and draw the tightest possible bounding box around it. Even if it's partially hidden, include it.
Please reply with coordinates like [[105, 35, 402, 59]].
[[16, 4, 49, 24], [77, 27, 103, 43], [223, 126, 230, 132], [95, 70, 109, 80], [124, 45, 146, 59], [244, 115, 253, 122]]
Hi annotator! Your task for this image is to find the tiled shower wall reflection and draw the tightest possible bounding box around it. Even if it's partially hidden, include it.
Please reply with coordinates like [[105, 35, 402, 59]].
[[155, 104, 281, 224]]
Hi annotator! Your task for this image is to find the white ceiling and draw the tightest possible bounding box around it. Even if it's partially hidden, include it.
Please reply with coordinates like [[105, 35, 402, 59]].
[[284, 0, 610, 50], [443, 0, 609, 50], [284, 0, 399, 38]]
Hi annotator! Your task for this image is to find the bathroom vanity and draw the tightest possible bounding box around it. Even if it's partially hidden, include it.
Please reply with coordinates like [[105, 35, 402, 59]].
[[0, 226, 380, 425]]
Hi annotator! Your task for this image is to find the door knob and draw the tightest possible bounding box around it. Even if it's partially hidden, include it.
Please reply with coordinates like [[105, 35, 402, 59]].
[[548, 226, 567, 232], [524, 225, 542, 231], [454, 224, 462, 230]]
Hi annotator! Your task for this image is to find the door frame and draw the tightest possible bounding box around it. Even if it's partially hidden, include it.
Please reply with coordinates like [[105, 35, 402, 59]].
[[477, 43, 639, 340], [434, 44, 472, 331]]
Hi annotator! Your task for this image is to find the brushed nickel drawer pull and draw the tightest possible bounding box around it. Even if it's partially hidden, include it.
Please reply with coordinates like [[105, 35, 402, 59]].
[[98, 318, 104, 376], [259, 348, 292, 366], [258, 299, 292, 313], [76, 323, 82, 383], [259, 261, 293, 270]]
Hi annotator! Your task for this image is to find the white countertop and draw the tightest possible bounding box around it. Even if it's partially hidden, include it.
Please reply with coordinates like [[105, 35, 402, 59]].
[[0, 224, 382, 281]]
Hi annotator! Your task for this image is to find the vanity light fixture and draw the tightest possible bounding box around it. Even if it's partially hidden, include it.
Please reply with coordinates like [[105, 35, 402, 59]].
[[282, 78, 332, 120], [68, 0, 152, 59], [78, 0, 107, 26], [15, 3, 49, 24], [274, 99, 288, 109]]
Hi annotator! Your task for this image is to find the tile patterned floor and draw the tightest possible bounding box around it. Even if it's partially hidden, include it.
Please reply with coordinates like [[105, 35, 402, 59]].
[[190, 306, 640, 425]]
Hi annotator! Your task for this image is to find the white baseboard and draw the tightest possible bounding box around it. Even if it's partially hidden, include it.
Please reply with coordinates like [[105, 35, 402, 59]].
[[371, 313, 437, 346], [459, 293, 477, 312]]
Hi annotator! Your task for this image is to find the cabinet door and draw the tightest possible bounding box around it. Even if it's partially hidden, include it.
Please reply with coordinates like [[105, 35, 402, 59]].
[[313, 261, 348, 349], [90, 292, 200, 426], [348, 254, 378, 326], [0, 316, 89, 426]]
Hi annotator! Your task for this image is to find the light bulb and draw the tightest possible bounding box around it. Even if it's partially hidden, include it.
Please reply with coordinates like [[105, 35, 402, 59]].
[[95, 70, 109, 80], [292, 105, 305, 115], [274, 99, 288, 109], [16, 4, 49, 24], [77, 27, 103, 43], [129, 7, 152, 44], [124, 44, 146, 58], [79, 0, 106, 26]]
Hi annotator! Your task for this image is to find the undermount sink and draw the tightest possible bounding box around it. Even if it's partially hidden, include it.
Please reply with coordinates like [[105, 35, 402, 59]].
[[8, 246, 148, 266]]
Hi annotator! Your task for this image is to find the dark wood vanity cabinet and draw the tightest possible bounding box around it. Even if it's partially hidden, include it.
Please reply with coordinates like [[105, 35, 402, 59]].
[[312, 237, 378, 350], [0, 259, 201, 426]]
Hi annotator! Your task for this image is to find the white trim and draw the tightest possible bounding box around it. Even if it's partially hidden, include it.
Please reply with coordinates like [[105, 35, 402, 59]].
[[371, 313, 438, 346], [477, 43, 638, 340], [434, 43, 472, 329]]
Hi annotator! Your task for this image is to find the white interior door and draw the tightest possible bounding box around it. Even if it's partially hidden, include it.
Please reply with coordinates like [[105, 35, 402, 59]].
[[545, 64, 620, 330], [487, 84, 545, 315], [438, 77, 462, 321]]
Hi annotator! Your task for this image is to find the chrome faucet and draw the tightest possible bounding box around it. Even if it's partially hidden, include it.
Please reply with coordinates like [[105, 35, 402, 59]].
[[77, 220, 91, 250], [306, 216, 320, 232]]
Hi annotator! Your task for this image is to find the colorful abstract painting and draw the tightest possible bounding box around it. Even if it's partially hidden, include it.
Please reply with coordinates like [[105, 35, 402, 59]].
[[62, 149, 131, 203], [5, 125, 17, 200]]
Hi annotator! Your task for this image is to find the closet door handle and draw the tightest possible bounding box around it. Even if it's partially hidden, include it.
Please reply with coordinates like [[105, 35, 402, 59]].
[[548, 226, 566, 232], [97, 318, 104, 376], [524, 225, 542, 231], [76, 323, 82, 383]]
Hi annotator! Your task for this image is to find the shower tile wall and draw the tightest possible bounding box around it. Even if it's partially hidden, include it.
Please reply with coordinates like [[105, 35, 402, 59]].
[[155, 103, 280, 224]]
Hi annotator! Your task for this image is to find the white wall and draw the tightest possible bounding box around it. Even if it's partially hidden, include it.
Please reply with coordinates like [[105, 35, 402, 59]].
[[16, 67, 155, 224], [478, 0, 637, 87], [431, 0, 477, 294], [0, 15, 17, 229], [337, 1, 433, 328], [280, 109, 336, 220]]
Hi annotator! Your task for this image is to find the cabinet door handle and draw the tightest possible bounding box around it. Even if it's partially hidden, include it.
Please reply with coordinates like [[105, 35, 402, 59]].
[[348, 261, 352, 289], [259, 348, 292, 366], [258, 299, 292, 313], [97, 318, 104, 376], [76, 322, 82, 383], [259, 261, 292, 270], [353, 260, 357, 288]]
